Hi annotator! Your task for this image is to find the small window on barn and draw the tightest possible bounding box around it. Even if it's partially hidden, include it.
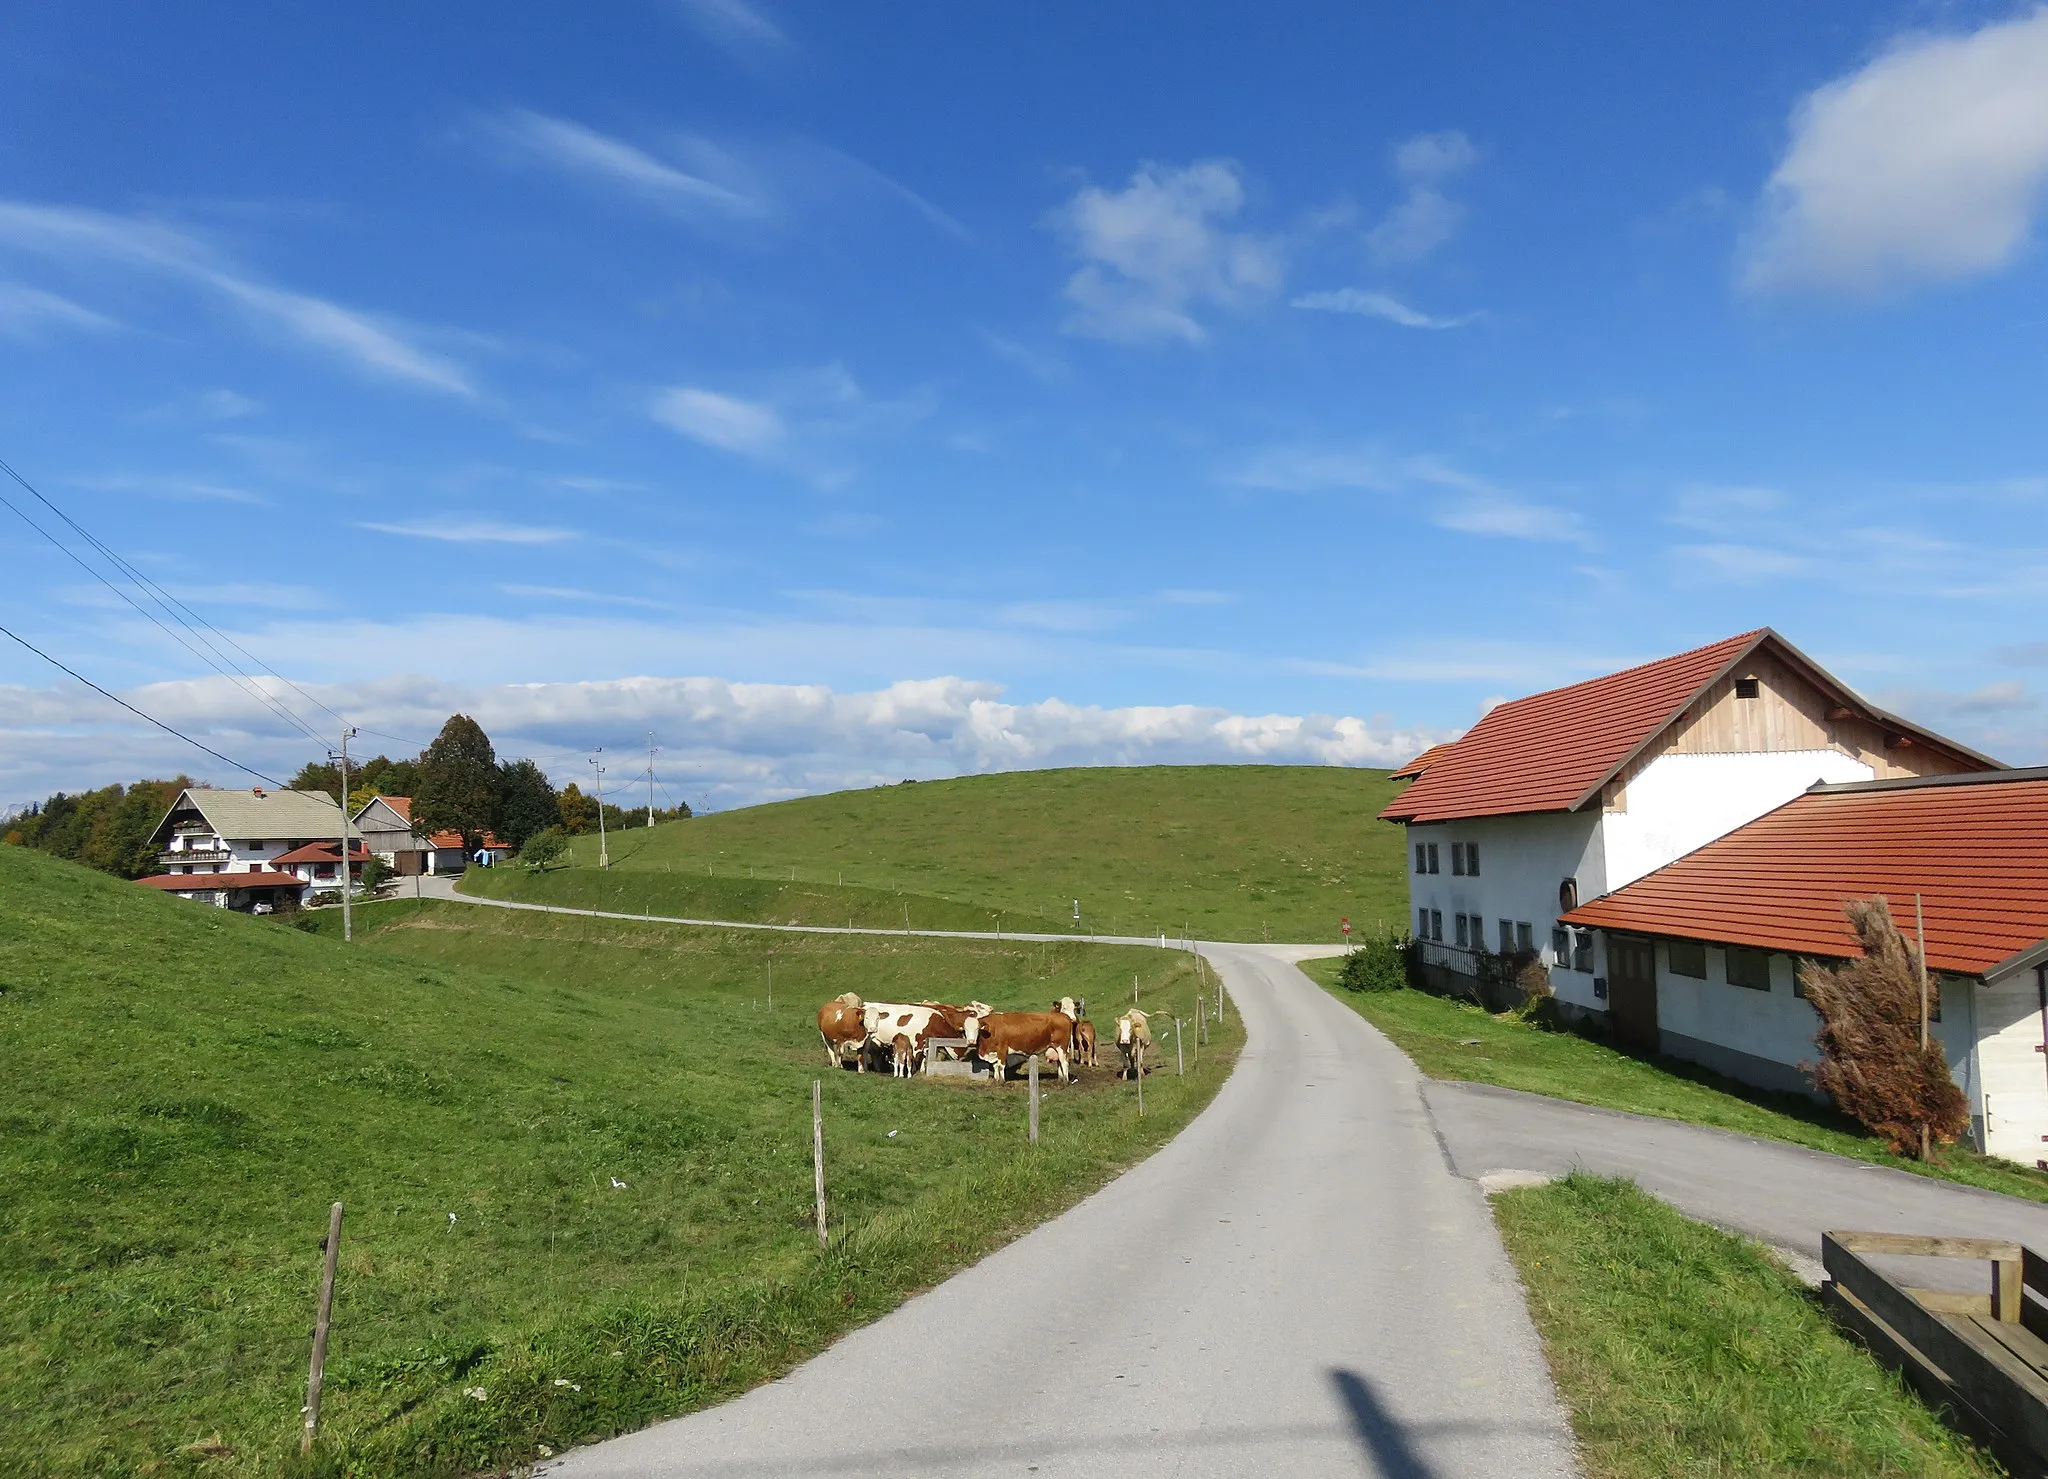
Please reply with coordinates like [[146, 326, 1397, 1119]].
[[1499, 918, 1514, 953], [1516, 921, 1533, 954], [1415, 844, 1427, 874], [1456, 913, 1470, 948], [1725, 946, 1772, 991], [1573, 933, 1595, 973], [1418, 907, 1429, 938], [1451, 844, 1465, 876], [1734, 676, 1761, 700], [1668, 941, 1707, 978], [1426, 843, 1440, 874], [1466, 842, 1480, 876], [1430, 909, 1444, 942]]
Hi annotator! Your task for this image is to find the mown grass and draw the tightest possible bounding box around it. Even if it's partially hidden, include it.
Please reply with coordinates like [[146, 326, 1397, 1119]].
[[463, 763, 1409, 944], [0, 846, 1234, 1478], [1302, 963, 2048, 1203], [1494, 1173, 2000, 1478]]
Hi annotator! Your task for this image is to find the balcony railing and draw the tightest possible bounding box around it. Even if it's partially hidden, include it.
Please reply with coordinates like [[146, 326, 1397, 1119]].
[[161, 848, 234, 865]]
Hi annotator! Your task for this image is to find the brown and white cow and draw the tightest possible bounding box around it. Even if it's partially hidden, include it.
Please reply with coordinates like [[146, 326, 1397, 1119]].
[[862, 1002, 944, 1077], [1114, 1008, 1152, 1080], [966, 1010, 1074, 1084], [818, 992, 868, 1070], [1053, 996, 1093, 1068], [916, 1000, 993, 1058]]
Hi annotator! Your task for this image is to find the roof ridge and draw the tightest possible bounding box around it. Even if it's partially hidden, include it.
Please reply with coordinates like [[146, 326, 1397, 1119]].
[[1811, 765, 2048, 796]]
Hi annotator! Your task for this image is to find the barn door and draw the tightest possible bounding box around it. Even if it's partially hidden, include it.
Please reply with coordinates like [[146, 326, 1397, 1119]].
[[1607, 935, 1659, 1056]]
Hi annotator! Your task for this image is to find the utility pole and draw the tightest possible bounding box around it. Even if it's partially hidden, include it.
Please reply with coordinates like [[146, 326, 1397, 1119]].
[[590, 751, 610, 870], [334, 727, 358, 943], [646, 732, 657, 829]]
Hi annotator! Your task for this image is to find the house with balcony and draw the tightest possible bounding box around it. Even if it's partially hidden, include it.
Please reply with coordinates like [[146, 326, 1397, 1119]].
[[136, 785, 348, 910], [1382, 629, 1996, 1017], [1560, 768, 2048, 1159]]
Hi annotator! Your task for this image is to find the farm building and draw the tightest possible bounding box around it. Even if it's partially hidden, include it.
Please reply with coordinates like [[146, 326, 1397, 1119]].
[[351, 794, 508, 875], [134, 786, 346, 910], [1382, 629, 1997, 1014], [1561, 768, 2048, 1161]]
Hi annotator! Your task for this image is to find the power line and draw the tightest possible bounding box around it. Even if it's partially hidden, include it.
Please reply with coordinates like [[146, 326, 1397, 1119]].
[[0, 620, 289, 787]]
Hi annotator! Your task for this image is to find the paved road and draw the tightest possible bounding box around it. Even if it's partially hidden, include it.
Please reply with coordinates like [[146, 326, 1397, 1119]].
[[1426, 1080, 2048, 1290], [541, 943, 1578, 1479]]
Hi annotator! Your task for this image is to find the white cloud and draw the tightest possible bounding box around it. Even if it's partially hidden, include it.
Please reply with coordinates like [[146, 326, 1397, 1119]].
[[651, 386, 786, 454], [499, 584, 674, 610], [1672, 542, 1817, 581], [0, 201, 473, 394], [1233, 445, 1583, 544], [198, 389, 262, 420], [1367, 130, 1477, 265], [675, 0, 787, 58], [74, 473, 269, 505], [1744, 9, 2048, 293], [483, 110, 761, 221], [360, 519, 577, 545], [0, 670, 1446, 814], [1291, 287, 1479, 329], [0, 282, 117, 338], [1052, 160, 1283, 344]]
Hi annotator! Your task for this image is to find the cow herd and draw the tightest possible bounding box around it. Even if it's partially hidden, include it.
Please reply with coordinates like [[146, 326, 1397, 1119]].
[[817, 992, 1158, 1083]]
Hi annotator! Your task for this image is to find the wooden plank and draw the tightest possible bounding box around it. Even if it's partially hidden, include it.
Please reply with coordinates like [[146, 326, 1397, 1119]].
[[1829, 1230, 2024, 1262], [2004, 1258, 2028, 1323], [2022, 1247, 2048, 1301], [1969, 1315, 2048, 1384], [1824, 1236, 2048, 1463], [1907, 1288, 1994, 1317]]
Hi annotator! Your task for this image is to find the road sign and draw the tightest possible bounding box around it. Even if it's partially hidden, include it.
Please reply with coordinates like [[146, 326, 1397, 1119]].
[[1341, 918, 1351, 935]]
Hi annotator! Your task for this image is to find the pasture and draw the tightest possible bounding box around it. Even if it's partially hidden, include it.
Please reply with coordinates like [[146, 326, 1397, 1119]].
[[463, 762, 1411, 943], [0, 848, 1235, 1478]]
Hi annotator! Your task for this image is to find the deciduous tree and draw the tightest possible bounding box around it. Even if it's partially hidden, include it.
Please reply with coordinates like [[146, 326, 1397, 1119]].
[[412, 715, 499, 849]]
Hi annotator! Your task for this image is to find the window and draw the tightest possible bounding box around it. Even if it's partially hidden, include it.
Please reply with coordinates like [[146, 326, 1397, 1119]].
[[1456, 913, 1471, 948], [1418, 907, 1429, 938], [1725, 946, 1772, 991], [1426, 843, 1440, 874], [1465, 842, 1480, 876], [1551, 927, 1568, 963], [1499, 918, 1514, 953], [1573, 933, 1595, 972], [1416, 844, 1427, 874], [1667, 941, 1707, 979], [1430, 909, 1444, 942], [1734, 676, 1760, 700], [1516, 922, 1533, 953], [1451, 844, 1465, 876]]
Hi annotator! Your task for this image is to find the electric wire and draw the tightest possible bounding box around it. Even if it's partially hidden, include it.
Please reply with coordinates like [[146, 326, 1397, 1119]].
[[0, 620, 289, 787]]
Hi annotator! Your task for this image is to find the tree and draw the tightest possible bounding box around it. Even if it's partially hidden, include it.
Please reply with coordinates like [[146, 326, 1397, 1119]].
[[412, 715, 499, 849], [519, 827, 568, 871], [557, 781, 598, 835], [2, 777, 192, 878], [1800, 897, 1970, 1157], [495, 758, 560, 851]]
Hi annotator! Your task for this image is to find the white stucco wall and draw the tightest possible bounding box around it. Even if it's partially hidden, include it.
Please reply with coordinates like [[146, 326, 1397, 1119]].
[[1975, 972, 2048, 1164], [1405, 811, 1605, 1010], [1600, 749, 1873, 893]]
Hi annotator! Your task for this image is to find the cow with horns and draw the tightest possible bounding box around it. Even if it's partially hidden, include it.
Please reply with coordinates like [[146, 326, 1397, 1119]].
[[1114, 1008, 1152, 1080]]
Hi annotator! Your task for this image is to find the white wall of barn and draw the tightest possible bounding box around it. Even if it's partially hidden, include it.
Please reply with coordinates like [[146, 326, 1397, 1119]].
[[1600, 749, 1873, 893], [1975, 971, 2048, 1163]]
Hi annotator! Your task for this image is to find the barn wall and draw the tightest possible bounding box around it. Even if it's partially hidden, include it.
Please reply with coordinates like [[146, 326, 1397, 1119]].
[[1975, 972, 2048, 1165]]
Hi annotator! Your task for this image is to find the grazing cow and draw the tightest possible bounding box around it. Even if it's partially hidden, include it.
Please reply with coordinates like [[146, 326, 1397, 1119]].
[[1075, 1019, 1098, 1068], [916, 1000, 993, 1059], [1115, 1008, 1152, 1080], [862, 1002, 944, 1075], [966, 1010, 1074, 1084], [818, 992, 868, 1071]]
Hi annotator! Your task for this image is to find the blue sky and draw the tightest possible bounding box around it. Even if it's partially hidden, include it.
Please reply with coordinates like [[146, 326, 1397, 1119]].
[[4, 1, 2048, 809]]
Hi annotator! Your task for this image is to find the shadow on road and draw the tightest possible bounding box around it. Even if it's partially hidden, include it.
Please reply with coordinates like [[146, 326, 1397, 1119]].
[[1330, 1368, 1437, 1478]]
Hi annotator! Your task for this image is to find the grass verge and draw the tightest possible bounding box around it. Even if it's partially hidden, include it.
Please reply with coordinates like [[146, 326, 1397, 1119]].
[[1, 848, 1234, 1478], [1493, 1173, 1999, 1477], [465, 763, 1409, 944], [1300, 962, 2048, 1204]]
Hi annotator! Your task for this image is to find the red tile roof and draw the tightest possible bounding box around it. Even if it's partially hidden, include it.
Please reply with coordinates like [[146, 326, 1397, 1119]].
[[1379, 628, 1996, 825], [427, 830, 508, 850], [1388, 743, 1454, 782], [272, 840, 370, 865], [1561, 770, 2048, 977], [376, 796, 414, 824], [136, 871, 305, 891], [1382, 632, 1768, 823]]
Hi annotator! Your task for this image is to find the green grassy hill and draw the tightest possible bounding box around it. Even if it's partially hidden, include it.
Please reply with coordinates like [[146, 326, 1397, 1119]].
[[0, 845, 1231, 1477], [465, 763, 1409, 943]]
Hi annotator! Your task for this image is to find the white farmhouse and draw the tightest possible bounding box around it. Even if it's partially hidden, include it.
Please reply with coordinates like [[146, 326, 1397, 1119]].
[[135, 786, 348, 911], [1381, 629, 1995, 1034], [1562, 768, 2048, 1158]]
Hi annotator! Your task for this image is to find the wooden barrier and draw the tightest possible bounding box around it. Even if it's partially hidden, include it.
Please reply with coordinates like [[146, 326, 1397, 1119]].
[[1822, 1230, 2048, 1477]]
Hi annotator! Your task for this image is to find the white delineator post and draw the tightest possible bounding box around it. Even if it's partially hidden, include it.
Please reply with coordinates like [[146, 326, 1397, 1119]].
[[1028, 1054, 1040, 1143], [812, 1080, 827, 1248]]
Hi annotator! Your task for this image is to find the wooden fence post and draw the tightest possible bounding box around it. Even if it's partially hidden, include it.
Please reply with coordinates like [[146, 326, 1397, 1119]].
[[1135, 1050, 1144, 1116], [1028, 1055, 1040, 1143], [1176, 1018, 1185, 1075], [301, 1201, 344, 1455], [1198, 994, 1207, 1045], [812, 1080, 827, 1249]]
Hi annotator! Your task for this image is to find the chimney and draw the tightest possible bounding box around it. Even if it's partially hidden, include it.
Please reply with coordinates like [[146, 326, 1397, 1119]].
[[252, 787, 265, 798]]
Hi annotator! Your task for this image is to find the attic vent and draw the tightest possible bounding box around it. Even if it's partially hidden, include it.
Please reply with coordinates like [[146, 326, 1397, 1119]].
[[1734, 676, 1760, 700], [1559, 877, 1579, 913]]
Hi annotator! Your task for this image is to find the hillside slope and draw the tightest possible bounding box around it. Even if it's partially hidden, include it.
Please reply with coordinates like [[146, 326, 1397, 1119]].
[[0, 845, 1229, 1477], [466, 763, 1410, 943]]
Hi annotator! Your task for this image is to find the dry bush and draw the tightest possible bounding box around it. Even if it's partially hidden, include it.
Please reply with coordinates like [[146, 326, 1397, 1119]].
[[1799, 897, 1969, 1157]]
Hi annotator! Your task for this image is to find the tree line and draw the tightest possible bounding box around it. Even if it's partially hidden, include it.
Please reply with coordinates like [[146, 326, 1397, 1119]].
[[2, 714, 687, 880]]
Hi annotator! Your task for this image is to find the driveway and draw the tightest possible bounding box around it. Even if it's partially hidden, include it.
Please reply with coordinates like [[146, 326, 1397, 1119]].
[[541, 943, 1578, 1478]]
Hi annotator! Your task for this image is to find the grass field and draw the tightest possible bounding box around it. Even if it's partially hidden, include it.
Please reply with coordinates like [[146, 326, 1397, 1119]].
[[1304, 964, 2048, 1203], [461, 764, 1410, 944], [0, 845, 1234, 1478], [1494, 1173, 1998, 1477]]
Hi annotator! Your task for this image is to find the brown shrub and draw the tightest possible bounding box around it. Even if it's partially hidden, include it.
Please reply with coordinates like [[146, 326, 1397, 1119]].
[[1799, 897, 1969, 1157]]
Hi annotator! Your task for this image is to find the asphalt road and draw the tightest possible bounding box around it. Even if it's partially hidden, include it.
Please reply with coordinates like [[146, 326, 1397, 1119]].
[[542, 943, 1578, 1479], [1426, 1079, 2048, 1290]]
